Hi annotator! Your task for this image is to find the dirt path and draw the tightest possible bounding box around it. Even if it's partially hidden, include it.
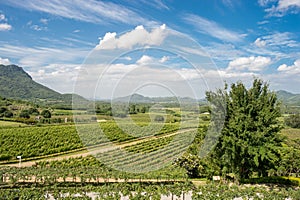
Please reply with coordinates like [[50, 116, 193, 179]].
[[3, 128, 196, 168]]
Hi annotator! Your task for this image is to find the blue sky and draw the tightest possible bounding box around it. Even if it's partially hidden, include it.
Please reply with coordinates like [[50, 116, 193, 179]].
[[0, 0, 299, 99]]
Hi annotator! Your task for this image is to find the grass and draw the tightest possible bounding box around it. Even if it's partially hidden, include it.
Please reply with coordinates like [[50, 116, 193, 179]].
[[281, 128, 300, 140], [0, 120, 27, 127]]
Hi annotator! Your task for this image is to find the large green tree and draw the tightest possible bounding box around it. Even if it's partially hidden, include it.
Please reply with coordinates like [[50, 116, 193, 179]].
[[206, 79, 283, 182]]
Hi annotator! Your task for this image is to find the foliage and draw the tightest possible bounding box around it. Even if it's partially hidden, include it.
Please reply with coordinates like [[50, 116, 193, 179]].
[[124, 135, 174, 153], [19, 110, 30, 119], [0, 125, 82, 160], [28, 107, 39, 115], [242, 176, 299, 186], [41, 109, 51, 118], [206, 79, 283, 182], [285, 114, 300, 128], [3, 110, 13, 118], [0, 121, 181, 161], [276, 141, 300, 177]]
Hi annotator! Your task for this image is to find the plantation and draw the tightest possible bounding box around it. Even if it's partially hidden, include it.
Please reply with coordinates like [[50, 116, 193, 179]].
[[0, 79, 300, 199], [0, 120, 182, 162]]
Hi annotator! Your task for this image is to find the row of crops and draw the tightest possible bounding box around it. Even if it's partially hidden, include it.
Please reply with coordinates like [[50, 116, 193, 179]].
[[0, 156, 188, 185], [95, 129, 197, 173], [0, 182, 299, 199], [124, 135, 175, 154], [0, 121, 182, 161]]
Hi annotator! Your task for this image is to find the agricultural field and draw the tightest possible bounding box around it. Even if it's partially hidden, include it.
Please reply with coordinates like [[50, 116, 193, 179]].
[[1, 100, 300, 199], [0, 120, 27, 127]]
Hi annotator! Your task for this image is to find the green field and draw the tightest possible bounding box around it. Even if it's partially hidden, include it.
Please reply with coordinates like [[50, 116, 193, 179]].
[[1, 107, 300, 199], [0, 120, 27, 127], [281, 128, 300, 140]]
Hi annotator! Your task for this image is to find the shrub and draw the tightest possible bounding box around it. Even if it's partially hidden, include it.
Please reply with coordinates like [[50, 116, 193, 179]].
[[285, 114, 300, 128], [19, 110, 30, 119]]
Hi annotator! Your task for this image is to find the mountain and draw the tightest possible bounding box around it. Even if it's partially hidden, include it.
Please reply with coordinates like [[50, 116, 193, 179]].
[[113, 93, 205, 104], [114, 91, 300, 106], [276, 90, 300, 106], [0, 64, 87, 108], [113, 94, 153, 103]]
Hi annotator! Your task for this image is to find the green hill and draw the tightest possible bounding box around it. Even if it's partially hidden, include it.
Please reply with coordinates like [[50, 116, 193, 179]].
[[276, 90, 300, 106], [0, 64, 87, 108]]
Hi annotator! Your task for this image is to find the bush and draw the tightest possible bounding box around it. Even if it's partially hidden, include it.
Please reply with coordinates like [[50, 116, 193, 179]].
[[19, 110, 30, 119], [4, 111, 13, 118], [28, 107, 40, 115], [41, 109, 51, 118], [285, 114, 300, 128], [0, 107, 7, 114], [242, 176, 299, 186]]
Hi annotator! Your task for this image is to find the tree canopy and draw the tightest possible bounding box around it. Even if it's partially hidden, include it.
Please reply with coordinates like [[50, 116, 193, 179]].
[[41, 109, 51, 118], [206, 79, 283, 182]]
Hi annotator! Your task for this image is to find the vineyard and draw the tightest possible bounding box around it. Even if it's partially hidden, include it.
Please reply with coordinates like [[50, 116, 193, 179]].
[[0, 121, 182, 162], [1, 155, 300, 199], [0, 100, 300, 199]]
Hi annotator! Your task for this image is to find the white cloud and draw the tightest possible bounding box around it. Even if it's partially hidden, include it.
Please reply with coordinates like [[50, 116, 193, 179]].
[[0, 13, 12, 31], [40, 18, 48, 24], [277, 59, 300, 74], [254, 32, 298, 48], [136, 55, 154, 65], [0, 57, 11, 65], [227, 56, 272, 71], [0, 14, 6, 21], [254, 38, 267, 47], [0, 23, 12, 31], [123, 56, 132, 61], [258, 0, 277, 6], [27, 20, 47, 31], [257, 20, 269, 25], [0, 44, 89, 67], [263, 0, 300, 16], [96, 24, 168, 50], [4, 0, 151, 25], [182, 13, 244, 42], [159, 56, 169, 63], [137, 0, 169, 10], [205, 43, 245, 61], [28, 63, 82, 93]]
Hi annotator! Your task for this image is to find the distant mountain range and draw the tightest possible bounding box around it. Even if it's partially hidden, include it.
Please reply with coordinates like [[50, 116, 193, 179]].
[[113, 93, 206, 104], [0, 64, 299, 107], [0, 64, 87, 108]]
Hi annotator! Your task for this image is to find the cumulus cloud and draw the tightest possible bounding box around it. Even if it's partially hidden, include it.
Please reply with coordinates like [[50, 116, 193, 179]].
[[254, 38, 267, 47], [0, 13, 12, 31], [136, 55, 154, 65], [0, 14, 6, 21], [96, 24, 168, 50], [0, 23, 11, 31], [0, 57, 11, 65], [159, 56, 169, 63], [277, 59, 300, 74], [227, 56, 272, 71]]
